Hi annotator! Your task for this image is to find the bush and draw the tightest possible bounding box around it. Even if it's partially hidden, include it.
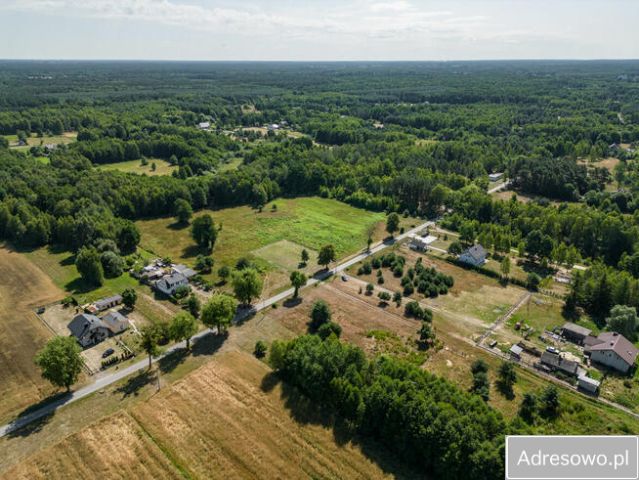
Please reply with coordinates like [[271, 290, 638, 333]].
[[365, 283, 374, 295], [405, 300, 424, 319], [310, 300, 331, 330], [254, 340, 267, 358], [317, 321, 342, 340]]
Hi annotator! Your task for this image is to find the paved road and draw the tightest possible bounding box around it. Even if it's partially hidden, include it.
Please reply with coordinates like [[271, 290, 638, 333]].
[[487, 180, 510, 194], [0, 221, 432, 438]]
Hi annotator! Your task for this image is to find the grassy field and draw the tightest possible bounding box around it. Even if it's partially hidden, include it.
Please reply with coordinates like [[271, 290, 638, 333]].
[[99, 159, 177, 176], [1, 412, 182, 480], [137, 197, 388, 282], [22, 246, 138, 304], [0, 247, 66, 423], [5, 132, 77, 151]]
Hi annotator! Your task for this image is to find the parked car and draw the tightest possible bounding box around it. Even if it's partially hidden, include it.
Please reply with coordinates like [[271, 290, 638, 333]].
[[36, 307, 45, 314], [546, 346, 559, 354], [341, 275, 348, 282], [102, 348, 115, 358]]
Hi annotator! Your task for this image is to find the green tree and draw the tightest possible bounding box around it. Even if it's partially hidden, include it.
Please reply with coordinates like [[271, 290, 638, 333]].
[[35, 336, 83, 391], [187, 293, 201, 318], [140, 325, 160, 369], [169, 311, 198, 350], [519, 392, 538, 423], [195, 254, 214, 273], [75, 246, 104, 286], [500, 256, 511, 278], [317, 321, 342, 340], [310, 300, 331, 330], [377, 291, 391, 305], [300, 249, 309, 265], [232, 268, 263, 305], [290, 270, 307, 298], [448, 241, 463, 255], [191, 214, 217, 251], [418, 322, 435, 349], [201, 293, 238, 334], [254, 340, 268, 358], [100, 251, 124, 278], [317, 244, 336, 270], [386, 212, 400, 237], [497, 362, 517, 399], [393, 291, 402, 307], [217, 265, 231, 283], [470, 370, 490, 402], [122, 288, 137, 309], [174, 198, 193, 225], [117, 222, 140, 255], [606, 304, 638, 341], [540, 385, 560, 418]]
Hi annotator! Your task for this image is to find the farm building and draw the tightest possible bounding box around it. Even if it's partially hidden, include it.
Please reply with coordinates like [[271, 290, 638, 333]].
[[102, 311, 129, 335], [539, 351, 579, 377], [459, 244, 487, 267], [93, 295, 123, 312], [155, 272, 189, 296], [409, 234, 437, 252], [585, 332, 638, 374], [171, 264, 197, 279], [68, 314, 110, 347], [509, 344, 523, 359], [577, 374, 600, 394], [561, 322, 592, 345], [488, 172, 504, 182]]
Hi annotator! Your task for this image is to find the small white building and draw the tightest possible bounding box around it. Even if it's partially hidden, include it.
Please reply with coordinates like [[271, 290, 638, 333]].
[[510, 344, 523, 359], [488, 172, 504, 182], [155, 273, 189, 296], [409, 234, 437, 252], [577, 374, 600, 394], [267, 123, 280, 131], [198, 122, 211, 130], [102, 311, 129, 335], [459, 244, 487, 267]]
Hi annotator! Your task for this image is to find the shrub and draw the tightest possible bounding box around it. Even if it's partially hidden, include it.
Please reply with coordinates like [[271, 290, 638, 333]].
[[254, 340, 267, 358]]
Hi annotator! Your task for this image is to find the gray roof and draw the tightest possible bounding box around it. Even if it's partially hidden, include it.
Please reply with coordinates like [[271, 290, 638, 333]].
[[577, 374, 601, 388], [561, 322, 592, 338], [510, 345, 523, 356], [464, 244, 487, 262], [158, 272, 188, 287], [94, 295, 123, 310], [540, 352, 579, 375], [588, 332, 639, 366], [68, 313, 106, 338], [102, 311, 128, 333]]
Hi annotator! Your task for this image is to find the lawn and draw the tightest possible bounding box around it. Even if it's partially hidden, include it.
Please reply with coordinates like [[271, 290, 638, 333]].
[[5, 132, 77, 150], [98, 158, 177, 176], [22, 245, 138, 304], [137, 197, 387, 272]]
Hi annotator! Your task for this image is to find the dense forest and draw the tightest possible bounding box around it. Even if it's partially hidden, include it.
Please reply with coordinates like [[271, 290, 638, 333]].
[[1, 60, 639, 476]]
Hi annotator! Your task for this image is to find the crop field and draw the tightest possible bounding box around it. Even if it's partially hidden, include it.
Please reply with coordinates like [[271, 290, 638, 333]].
[[0, 247, 66, 422], [22, 246, 138, 303], [137, 197, 387, 282], [1, 412, 182, 480], [99, 159, 177, 176], [130, 350, 412, 480]]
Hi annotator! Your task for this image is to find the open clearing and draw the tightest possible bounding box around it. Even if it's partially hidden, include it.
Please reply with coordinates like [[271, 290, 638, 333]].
[[253, 239, 318, 272], [5, 132, 77, 151], [1, 412, 182, 480], [131, 351, 411, 479], [0, 247, 66, 422], [99, 159, 177, 176]]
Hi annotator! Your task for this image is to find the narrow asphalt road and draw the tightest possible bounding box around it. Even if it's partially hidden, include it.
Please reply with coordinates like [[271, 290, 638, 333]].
[[0, 220, 433, 438]]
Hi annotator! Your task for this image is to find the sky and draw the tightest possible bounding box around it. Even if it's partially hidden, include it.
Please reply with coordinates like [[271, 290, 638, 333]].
[[0, 0, 637, 61]]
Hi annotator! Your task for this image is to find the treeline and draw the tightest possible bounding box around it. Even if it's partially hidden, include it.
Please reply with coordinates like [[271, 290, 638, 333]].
[[270, 334, 505, 479]]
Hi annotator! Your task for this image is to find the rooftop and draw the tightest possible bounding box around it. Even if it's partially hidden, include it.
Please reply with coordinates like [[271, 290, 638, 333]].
[[587, 332, 639, 366]]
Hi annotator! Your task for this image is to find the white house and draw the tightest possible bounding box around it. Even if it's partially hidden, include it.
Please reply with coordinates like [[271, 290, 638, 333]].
[[577, 374, 600, 394], [198, 122, 211, 130], [409, 234, 437, 252], [155, 272, 189, 296], [267, 123, 280, 131], [459, 244, 487, 267], [488, 172, 504, 182], [586, 332, 638, 374], [102, 311, 129, 335]]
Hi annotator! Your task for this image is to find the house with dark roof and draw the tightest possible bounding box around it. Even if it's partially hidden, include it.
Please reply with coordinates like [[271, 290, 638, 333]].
[[561, 322, 592, 345], [68, 313, 110, 348], [154, 272, 189, 296], [539, 351, 579, 377], [585, 332, 638, 374], [459, 244, 487, 267]]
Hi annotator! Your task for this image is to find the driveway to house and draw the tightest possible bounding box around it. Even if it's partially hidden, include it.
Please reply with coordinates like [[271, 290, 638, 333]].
[[487, 180, 510, 194], [0, 220, 433, 438]]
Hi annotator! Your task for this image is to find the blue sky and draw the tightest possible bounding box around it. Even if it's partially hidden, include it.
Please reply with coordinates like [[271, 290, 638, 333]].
[[0, 0, 637, 60]]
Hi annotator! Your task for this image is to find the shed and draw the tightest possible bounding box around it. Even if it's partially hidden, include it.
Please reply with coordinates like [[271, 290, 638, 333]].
[[577, 374, 600, 394], [510, 344, 523, 359], [93, 295, 123, 312], [540, 351, 579, 376], [561, 322, 592, 345]]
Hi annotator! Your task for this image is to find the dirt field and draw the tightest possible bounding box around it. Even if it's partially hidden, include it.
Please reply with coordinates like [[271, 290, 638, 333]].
[[0, 247, 66, 422], [131, 351, 414, 479], [0, 412, 182, 480]]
